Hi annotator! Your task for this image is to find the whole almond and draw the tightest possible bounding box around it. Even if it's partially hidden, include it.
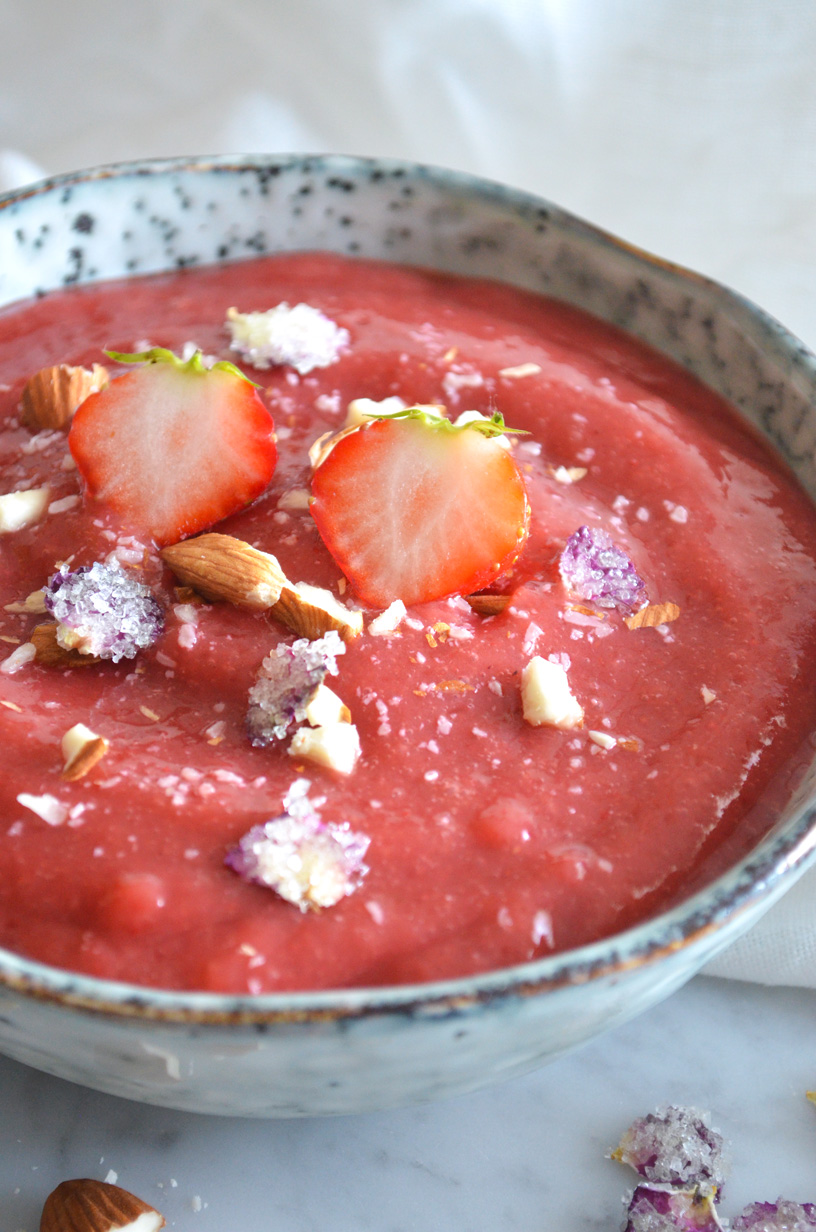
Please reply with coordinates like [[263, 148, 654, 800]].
[[160, 533, 287, 610], [31, 623, 101, 668], [21, 363, 108, 431], [40, 1177, 165, 1232]]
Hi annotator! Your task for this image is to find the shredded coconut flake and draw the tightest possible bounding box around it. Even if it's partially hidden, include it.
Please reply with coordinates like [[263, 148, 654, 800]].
[[226, 303, 349, 374], [17, 792, 69, 826]]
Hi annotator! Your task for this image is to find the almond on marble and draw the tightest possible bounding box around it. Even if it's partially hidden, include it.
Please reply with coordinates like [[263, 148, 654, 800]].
[[39, 1177, 165, 1232], [21, 363, 108, 431]]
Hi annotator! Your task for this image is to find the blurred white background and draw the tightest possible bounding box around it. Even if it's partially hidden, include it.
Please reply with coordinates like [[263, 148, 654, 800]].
[[2, 0, 816, 344]]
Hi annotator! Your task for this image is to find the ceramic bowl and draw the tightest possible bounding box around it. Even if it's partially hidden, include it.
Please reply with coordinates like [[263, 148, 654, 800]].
[[1, 154, 815, 1117]]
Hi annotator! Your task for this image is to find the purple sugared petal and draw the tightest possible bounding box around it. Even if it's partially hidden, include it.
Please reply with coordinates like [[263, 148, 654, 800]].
[[44, 561, 164, 662], [559, 525, 647, 615], [225, 778, 369, 911], [624, 1184, 725, 1231], [732, 1201, 816, 1231], [613, 1106, 727, 1192], [246, 630, 344, 745]]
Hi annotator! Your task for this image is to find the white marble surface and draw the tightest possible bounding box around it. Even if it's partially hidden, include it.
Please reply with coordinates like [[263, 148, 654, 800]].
[[1, 976, 814, 1229], [2, 1, 816, 1226]]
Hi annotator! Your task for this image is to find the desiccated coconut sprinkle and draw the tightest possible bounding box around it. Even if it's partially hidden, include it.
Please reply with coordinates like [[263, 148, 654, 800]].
[[224, 778, 369, 911], [44, 561, 164, 662], [246, 630, 345, 744], [226, 303, 349, 374], [559, 525, 647, 615]]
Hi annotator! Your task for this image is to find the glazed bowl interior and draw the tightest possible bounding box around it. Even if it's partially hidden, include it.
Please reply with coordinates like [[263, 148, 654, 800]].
[[1, 154, 816, 1116]]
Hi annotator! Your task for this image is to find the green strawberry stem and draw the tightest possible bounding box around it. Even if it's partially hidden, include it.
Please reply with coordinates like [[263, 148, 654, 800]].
[[105, 347, 259, 387], [363, 405, 527, 438]]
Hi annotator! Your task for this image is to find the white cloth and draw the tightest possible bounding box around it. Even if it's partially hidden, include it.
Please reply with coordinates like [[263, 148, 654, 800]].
[[2, 0, 816, 987]]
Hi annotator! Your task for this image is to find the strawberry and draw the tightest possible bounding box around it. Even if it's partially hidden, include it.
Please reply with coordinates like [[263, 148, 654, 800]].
[[310, 407, 530, 607], [69, 347, 276, 546]]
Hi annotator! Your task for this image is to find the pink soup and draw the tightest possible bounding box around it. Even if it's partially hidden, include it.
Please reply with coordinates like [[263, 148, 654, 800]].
[[0, 252, 815, 993]]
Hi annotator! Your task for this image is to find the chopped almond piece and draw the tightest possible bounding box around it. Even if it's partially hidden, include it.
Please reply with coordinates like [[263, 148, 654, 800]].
[[288, 721, 361, 774], [304, 682, 352, 727], [271, 581, 363, 642], [466, 592, 510, 616], [160, 533, 287, 610], [0, 487, 49, 532], [20, 362, 108, 430], [625, 601, 681, 630], [61, 722, 110, 780], [30, 622, 101, 667], [521, 656, 584, 730]]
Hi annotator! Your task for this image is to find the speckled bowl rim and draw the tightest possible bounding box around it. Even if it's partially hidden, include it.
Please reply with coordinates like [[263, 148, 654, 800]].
[[0, 152, 815, 1026]]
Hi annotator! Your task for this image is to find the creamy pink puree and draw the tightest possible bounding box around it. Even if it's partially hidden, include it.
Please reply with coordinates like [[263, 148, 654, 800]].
[[0, 252, 815, 993]]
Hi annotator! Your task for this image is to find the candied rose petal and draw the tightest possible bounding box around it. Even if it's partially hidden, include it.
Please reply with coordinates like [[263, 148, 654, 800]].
[[612, 1106, 727, 1192], [246, 630, 345, 745], [44, 561, 164, 662], [624, 1184, 725, 1231], [225, 778, 369, 911], [732, 1200, 816, 1231], [559, 524, 647, 615]]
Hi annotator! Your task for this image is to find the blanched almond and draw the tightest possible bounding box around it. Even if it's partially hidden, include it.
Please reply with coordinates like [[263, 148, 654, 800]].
[[289, 721, 361, 774], [21, 363, 108, 431], [160, 534, 287, 610]]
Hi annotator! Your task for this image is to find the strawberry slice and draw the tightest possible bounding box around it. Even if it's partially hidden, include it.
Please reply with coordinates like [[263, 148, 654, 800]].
[[69, 348, 276, 546], [310, 407, 530, 607]]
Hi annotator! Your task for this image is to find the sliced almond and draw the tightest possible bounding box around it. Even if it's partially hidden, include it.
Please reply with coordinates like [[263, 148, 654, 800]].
[[270, 581, 363, 642], [624, 601, 681, 630], [308, 423, 360, 471], [4, 587, 48, 614], [21, 362, 108, 431], [466, 592, 510, 616], [160, 533, 287, 610], [61, 722, 110, 781], [39, 1176, 165, 1232], [31, 622, 101, 668]]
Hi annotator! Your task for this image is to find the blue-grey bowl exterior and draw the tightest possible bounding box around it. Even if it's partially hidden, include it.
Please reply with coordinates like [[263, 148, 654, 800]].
[[0, 154, 814, 1117]]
